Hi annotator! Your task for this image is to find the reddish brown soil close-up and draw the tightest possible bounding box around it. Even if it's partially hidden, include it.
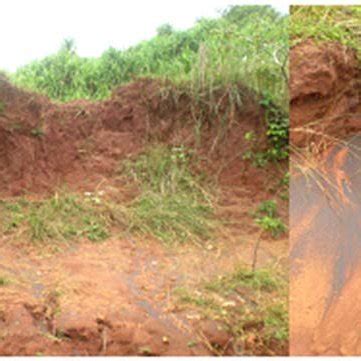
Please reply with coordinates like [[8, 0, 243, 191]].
[[290, 40, 361, 355], [0, 76, 288, 356], [290, 40, 361, 149]]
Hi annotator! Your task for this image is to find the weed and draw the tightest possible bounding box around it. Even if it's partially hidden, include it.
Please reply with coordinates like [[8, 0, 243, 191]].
[[243, 95, 289, 167], [187, 340, 198, 348], [260, 94, 289, 161], [264, 303, 288, 341], [174, 266, 287, 355], [138, 346, 153, 356], [30, 127, 45, 137], [205, 267, 279, 293], [0, 276, 10, 286], [255, 216, 287, 238], [279, 172, 289, 187], [247, 152, 270, 168], [253, 200, 286, 238], [256, 200, 277, 217], [0, 100, 5, 113]]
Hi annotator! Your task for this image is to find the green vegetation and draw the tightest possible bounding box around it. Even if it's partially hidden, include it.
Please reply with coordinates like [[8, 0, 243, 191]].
[[0, 276, 11, 286], [6, 5, 289, 163], [205, 267, 279, 293], [0, 193, 109, 243], [174, 266, 288, 354], [243, 96, 289, 167], [253, 200, 286, 238], [11, 6, 288, 109], [261, 95, 289, 161], [119, 145, 215, 244], [0, 100, 5, 113], [290, 6, 361, 56]]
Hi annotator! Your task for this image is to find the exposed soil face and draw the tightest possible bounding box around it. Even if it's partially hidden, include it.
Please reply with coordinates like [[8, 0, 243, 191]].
[[290, 40, 361, 148], [290, 135, 361, 355], [0, 77, 288, 355], [290, 40, 361, 355], [0, 76, 267, 197]]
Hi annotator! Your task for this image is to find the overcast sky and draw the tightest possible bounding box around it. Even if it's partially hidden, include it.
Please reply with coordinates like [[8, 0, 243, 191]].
[[0, 0, 288, 72]]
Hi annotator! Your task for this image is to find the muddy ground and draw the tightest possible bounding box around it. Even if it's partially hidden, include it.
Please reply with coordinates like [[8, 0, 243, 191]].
[[0, 77, 288, 355], [290, 40, 361, 355]]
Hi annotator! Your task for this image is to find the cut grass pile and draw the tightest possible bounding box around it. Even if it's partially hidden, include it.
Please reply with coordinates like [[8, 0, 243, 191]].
[[0, 145, 216, 246], [0, 193, 109, 244], [118, 145, 216, 244]]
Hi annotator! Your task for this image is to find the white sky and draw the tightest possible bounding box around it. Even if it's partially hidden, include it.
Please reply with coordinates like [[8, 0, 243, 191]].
[[0, 0, 289, 72]]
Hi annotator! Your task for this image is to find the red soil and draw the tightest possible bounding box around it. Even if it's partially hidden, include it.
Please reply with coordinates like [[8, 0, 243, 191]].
[[0, 76, 288, 355], [0, 76, 270, 197], [290, 40, 361, 355], [290, 40, 361, 149]]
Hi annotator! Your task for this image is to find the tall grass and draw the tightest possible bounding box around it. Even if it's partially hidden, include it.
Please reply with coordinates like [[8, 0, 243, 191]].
[[11, 6, 288, 109]]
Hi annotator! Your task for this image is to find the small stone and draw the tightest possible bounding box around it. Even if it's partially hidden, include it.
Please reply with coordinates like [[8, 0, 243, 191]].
[[162, 336, 169, 344], [222, 301, 236, 308]]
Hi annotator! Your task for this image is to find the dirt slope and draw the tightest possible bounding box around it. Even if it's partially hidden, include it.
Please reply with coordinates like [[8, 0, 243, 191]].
[[291, 135, 361, 355], [0, 76, 267, 196], [290, 40, 361, 355], [0, 76, 288, 355], [290, 40, 361, 148]]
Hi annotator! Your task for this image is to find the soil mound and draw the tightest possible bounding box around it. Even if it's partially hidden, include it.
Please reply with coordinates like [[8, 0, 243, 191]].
[[0, 76, 265, 196], [290, 40, 361, 148]]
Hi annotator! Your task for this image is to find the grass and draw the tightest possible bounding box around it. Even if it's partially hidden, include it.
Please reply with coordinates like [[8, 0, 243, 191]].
[[0, 192, 109, 244], [290, 6, 361, 57], [205, 267, 279, 293], [0, 146, 215, 246], [173, 266, 288, 355], [4, 5, 289, 166], [290, 6, 361, 194], [118, 145, 216, 244]]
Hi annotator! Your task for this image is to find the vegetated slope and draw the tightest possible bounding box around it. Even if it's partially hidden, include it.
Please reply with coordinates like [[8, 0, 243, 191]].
[[290, 5, 361, 356], [0, 74, 288, 356], [10, 5, 288, 108], [0, 5, 289, 356]]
